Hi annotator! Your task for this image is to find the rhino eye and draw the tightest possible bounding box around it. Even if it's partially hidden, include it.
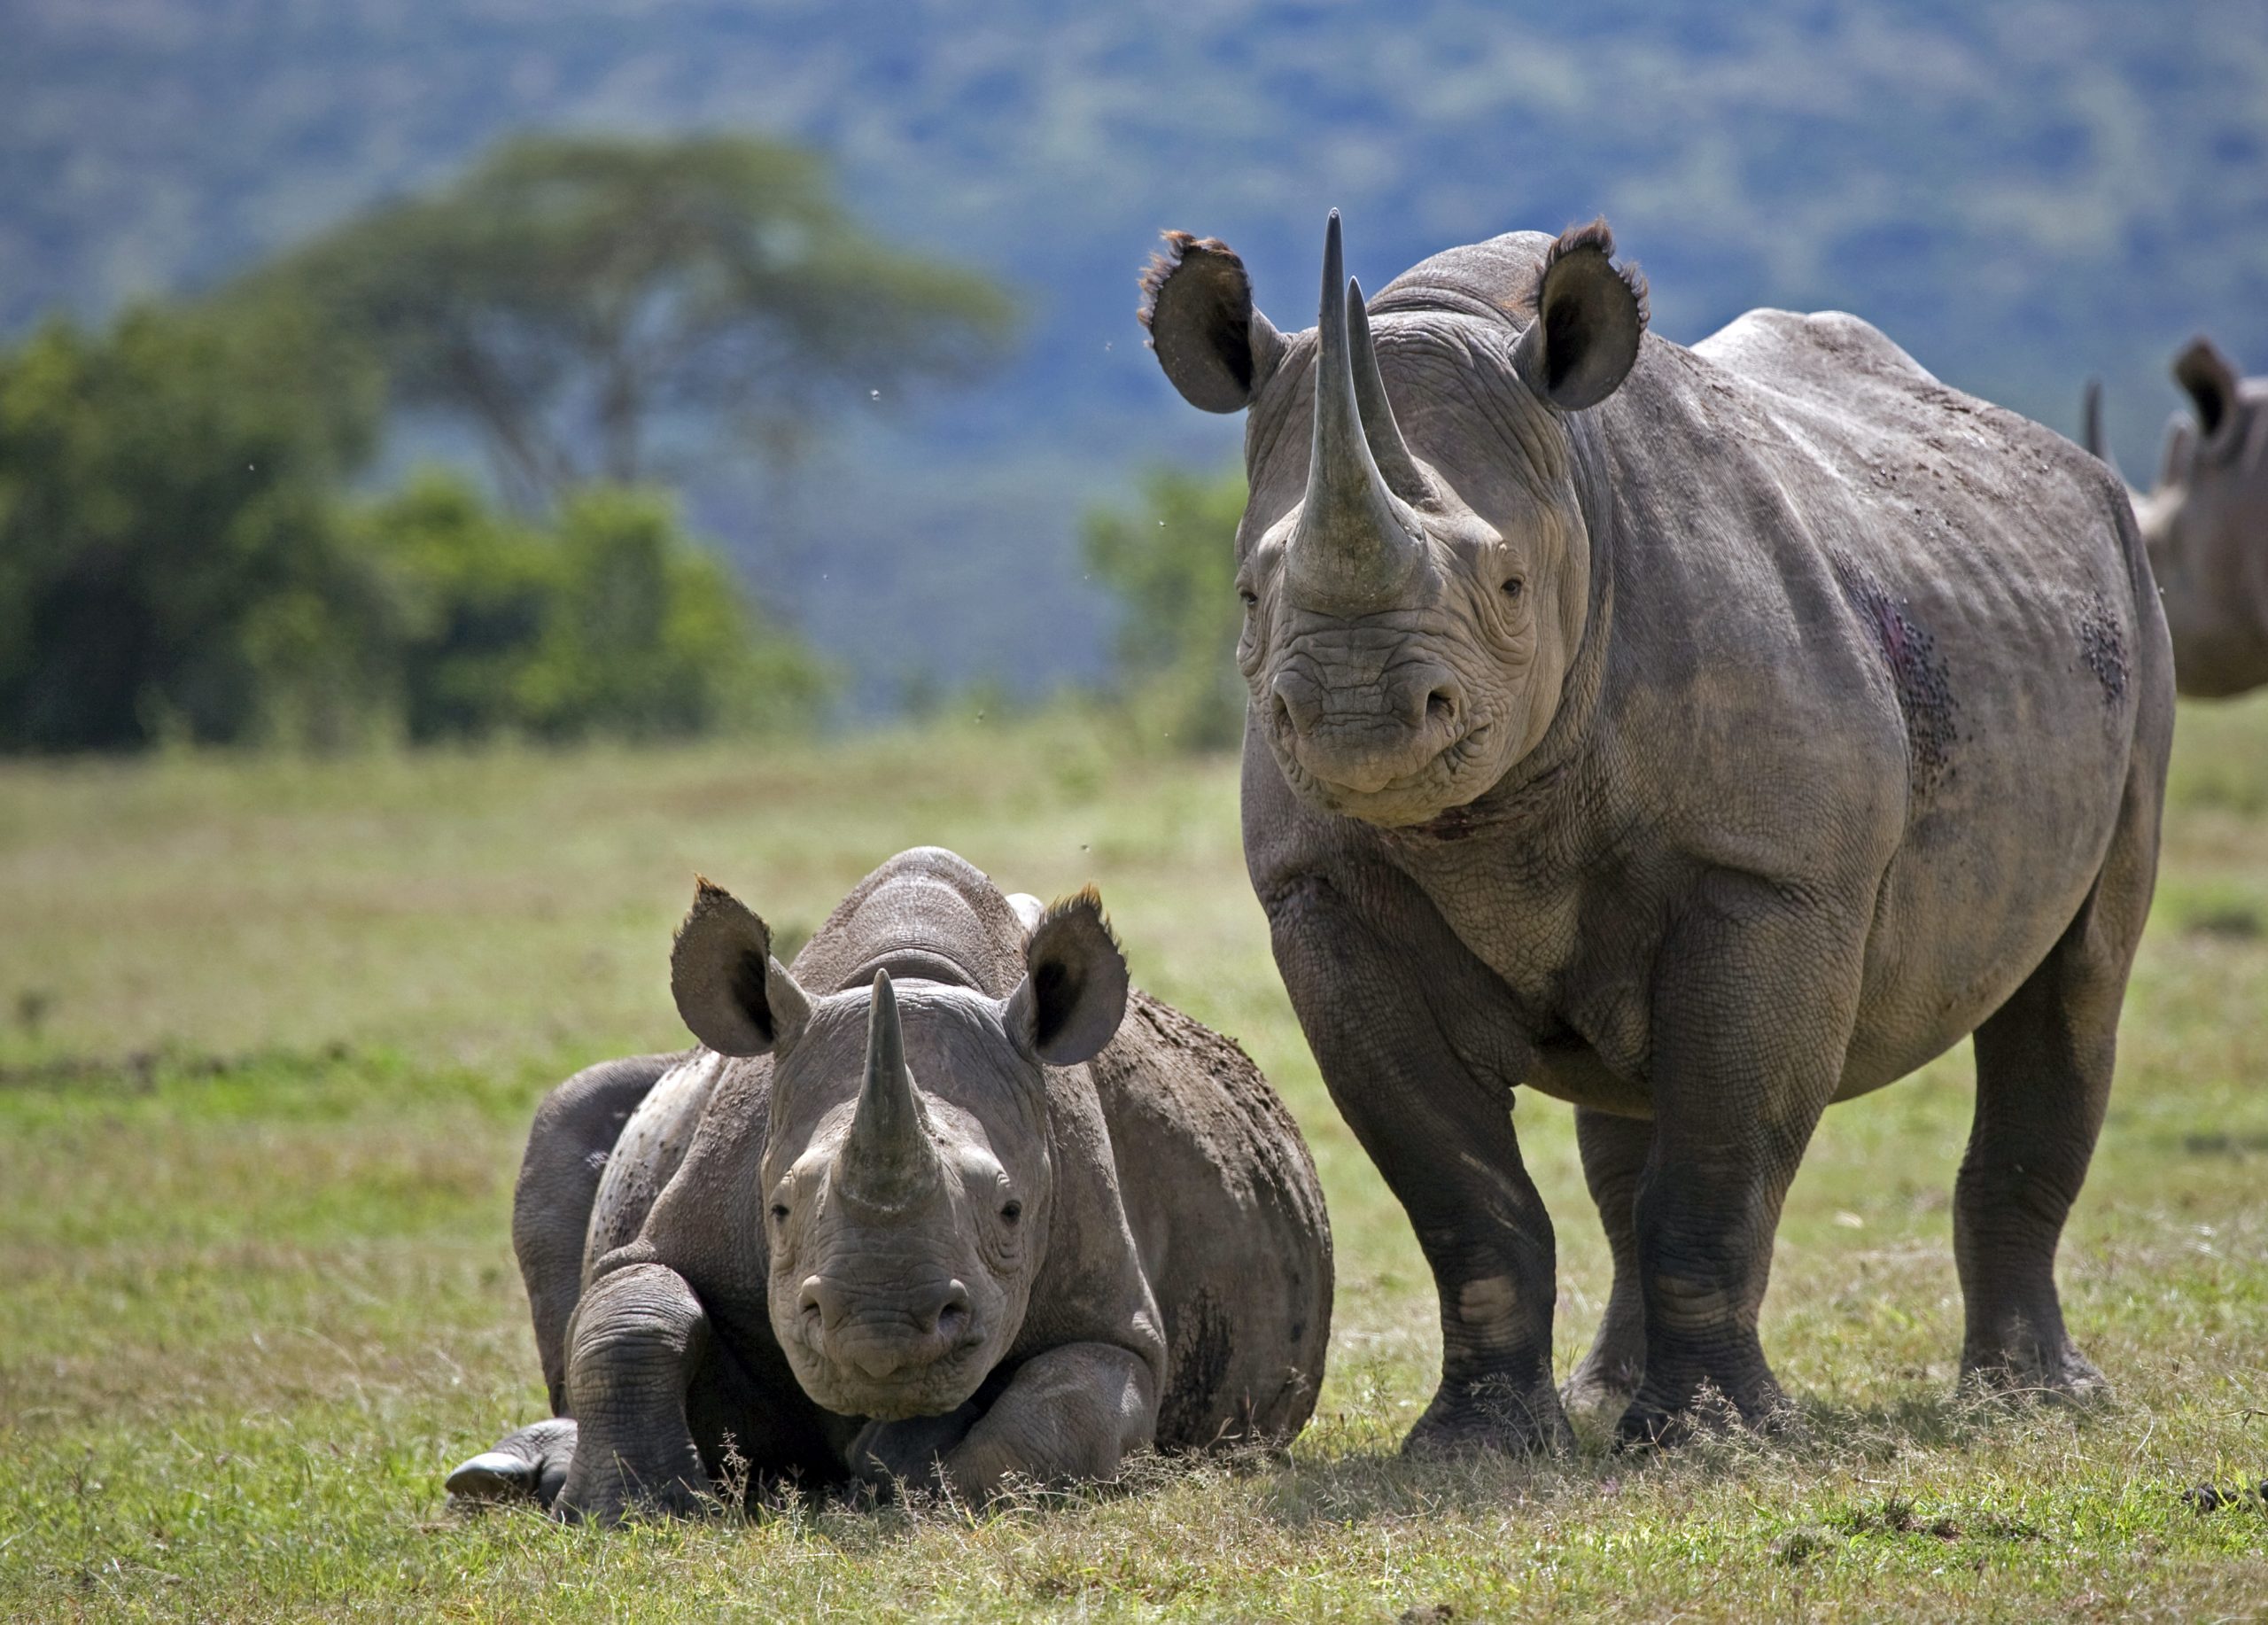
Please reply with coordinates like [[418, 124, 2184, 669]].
[[1000, 1199, 1023, 1224], [1238, 589, 1258, 611], [769, 1202, 789, 1225], [1500, 577, 1524, 601]]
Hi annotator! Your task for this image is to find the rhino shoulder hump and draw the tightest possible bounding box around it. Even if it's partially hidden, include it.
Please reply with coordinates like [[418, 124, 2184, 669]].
[[1695, 307, 1936, 386]]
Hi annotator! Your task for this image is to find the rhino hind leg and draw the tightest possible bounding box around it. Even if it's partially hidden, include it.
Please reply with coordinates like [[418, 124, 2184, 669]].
[[1956, 758, 2159, 1401], [447, 1418, 579, 1509], [1563, 1108, 1651, 1417]]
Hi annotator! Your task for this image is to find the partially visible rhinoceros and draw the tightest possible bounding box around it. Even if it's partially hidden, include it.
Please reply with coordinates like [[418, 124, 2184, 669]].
[[2085, 338, 2268, 696], [1139, 212, 2170, 1451], [447, 848, 1331, 1521]]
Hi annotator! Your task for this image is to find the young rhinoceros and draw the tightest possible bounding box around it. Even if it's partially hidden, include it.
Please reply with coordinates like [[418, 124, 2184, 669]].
[[2085, 338, 2268, 696], [447, 847, 1331, 1522]]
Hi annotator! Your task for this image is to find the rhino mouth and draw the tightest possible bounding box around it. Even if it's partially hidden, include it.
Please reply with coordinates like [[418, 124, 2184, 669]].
[[1279, 719, 1495, 828], [789, 1340, 991, 1421]]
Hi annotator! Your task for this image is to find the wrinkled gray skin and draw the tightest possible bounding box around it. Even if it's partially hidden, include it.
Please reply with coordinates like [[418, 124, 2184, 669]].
[[2084, 339, 2268, 696], [447, 848, 1330, 1521], [1140, 213, 2170, 1450]]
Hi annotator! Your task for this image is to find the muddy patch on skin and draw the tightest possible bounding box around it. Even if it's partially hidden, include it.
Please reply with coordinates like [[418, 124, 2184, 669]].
[[2078, 594, 2130, 706], [1833, 555, 1961, 796], [1158, 1287, 1234, 1448]]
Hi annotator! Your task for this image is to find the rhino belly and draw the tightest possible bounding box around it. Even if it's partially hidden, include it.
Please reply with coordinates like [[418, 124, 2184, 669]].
[[1837, 740, 2133, 1101]]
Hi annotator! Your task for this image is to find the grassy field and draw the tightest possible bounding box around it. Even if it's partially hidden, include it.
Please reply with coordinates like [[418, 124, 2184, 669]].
[[2, 701, 2264, 1621]]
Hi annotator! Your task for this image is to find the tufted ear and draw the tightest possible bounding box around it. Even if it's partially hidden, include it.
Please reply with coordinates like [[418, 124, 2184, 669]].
[[1139, 230, 1285, 413], [670, 876, 812, 1057], [1512, 217, 1650, 412], [2173, 336, 2242, 457], [1005, 887, 1129, 1066]]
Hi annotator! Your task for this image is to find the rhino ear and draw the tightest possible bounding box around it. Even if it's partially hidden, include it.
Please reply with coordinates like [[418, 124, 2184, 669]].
[[1140, 230, 1285, 413], [2174, 336, 2242, 457], [1513, 217, 1649, 412], [1005, 887, 1129, 1066], [671, 876, 812, 1057]]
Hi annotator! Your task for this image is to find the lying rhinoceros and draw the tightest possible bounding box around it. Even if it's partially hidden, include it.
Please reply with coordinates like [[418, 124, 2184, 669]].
[[447, 847, 1331, 1520], [2085, 338, 2268, 696], [1139, 213, 2170, 1450]]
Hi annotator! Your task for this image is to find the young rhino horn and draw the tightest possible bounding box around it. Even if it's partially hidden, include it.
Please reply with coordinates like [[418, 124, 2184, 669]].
[[834, 971, 941, 1208]]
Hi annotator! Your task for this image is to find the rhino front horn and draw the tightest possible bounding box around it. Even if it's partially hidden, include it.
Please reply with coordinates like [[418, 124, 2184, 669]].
[[1291, 210, 1426, 616], [835, 971, 940, 1208]]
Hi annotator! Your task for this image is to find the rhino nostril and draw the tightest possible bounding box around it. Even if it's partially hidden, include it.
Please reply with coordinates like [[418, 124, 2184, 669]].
[[1426, 688, 1457, 724], [799, 1275, 833, 1331], [1270, 673, 1318, 737], [933, 1280, 973, 1341]]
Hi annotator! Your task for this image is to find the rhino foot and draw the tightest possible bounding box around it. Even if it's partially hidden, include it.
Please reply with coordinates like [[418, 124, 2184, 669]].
[[1614, 1374, 1790, 1450], [1959, 1339, 2110, 1407], [446, 1418, 578, 1509], [1560, 1353, 1644, 1419], [1402, 1374, 1573, 1458], [848, 1404, 983, 1500]]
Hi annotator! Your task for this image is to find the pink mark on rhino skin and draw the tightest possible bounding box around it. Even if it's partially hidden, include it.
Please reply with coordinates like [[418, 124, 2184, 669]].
[[1831, 552, 1960, 797]]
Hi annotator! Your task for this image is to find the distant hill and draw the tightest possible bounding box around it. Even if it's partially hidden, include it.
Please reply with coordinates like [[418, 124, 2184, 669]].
[[7, 0, 2265, 707]]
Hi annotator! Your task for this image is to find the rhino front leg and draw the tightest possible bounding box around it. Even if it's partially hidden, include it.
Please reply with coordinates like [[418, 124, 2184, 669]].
[[554, 1263, 714, 1523], [1620, 881, 1859, 1444], [1267, 872, 1568, 1457], [851, 1341, 1158, 1501], [1564, 1107, 1651, 1416]]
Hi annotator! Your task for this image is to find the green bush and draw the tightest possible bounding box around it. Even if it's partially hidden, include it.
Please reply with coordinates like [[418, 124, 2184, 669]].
[[1082, 465, 1248, 752], [360, 471, 828, 743], [0, 299, 827, 753]]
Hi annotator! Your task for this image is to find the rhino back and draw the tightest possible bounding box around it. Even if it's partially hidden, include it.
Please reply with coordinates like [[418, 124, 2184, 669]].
[[1087, 990, 1332, 1449], [788, 845, 1029, 997]]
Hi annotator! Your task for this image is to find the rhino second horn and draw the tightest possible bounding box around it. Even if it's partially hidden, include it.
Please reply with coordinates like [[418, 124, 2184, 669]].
[[1291, 210, 1426, 616], [835, 970, 940, 1208], [1348, 276, 1432, 503], [2082, 377, 2130, 491]]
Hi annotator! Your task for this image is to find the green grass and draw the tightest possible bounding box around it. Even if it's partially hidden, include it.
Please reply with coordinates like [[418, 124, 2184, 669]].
[[3, 701, 2265, 1621]]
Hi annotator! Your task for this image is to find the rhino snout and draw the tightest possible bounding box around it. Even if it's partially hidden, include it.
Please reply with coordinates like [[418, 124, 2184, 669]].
[[1270, 657, 1467, 795], [799, 1273, 976, 1377]]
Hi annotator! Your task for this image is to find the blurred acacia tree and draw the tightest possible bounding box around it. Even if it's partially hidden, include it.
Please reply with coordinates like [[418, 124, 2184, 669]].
[[0, 301, 830, 752], [253, 134, 1017, 508], [0, 299, 391, 750], [1082, 466, 1247, 752]]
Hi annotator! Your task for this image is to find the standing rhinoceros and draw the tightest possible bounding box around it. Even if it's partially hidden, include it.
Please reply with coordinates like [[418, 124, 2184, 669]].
[[2085, 339, 2268, 696], [1138, 213, 2170, 1450], [447, 848, 1331, 1520]]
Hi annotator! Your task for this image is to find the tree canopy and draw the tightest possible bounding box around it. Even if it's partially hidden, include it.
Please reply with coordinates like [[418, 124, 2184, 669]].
[[0, 299, 388, 750], [250, 134, 1018, 508], [0, 296, 829, 753]]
